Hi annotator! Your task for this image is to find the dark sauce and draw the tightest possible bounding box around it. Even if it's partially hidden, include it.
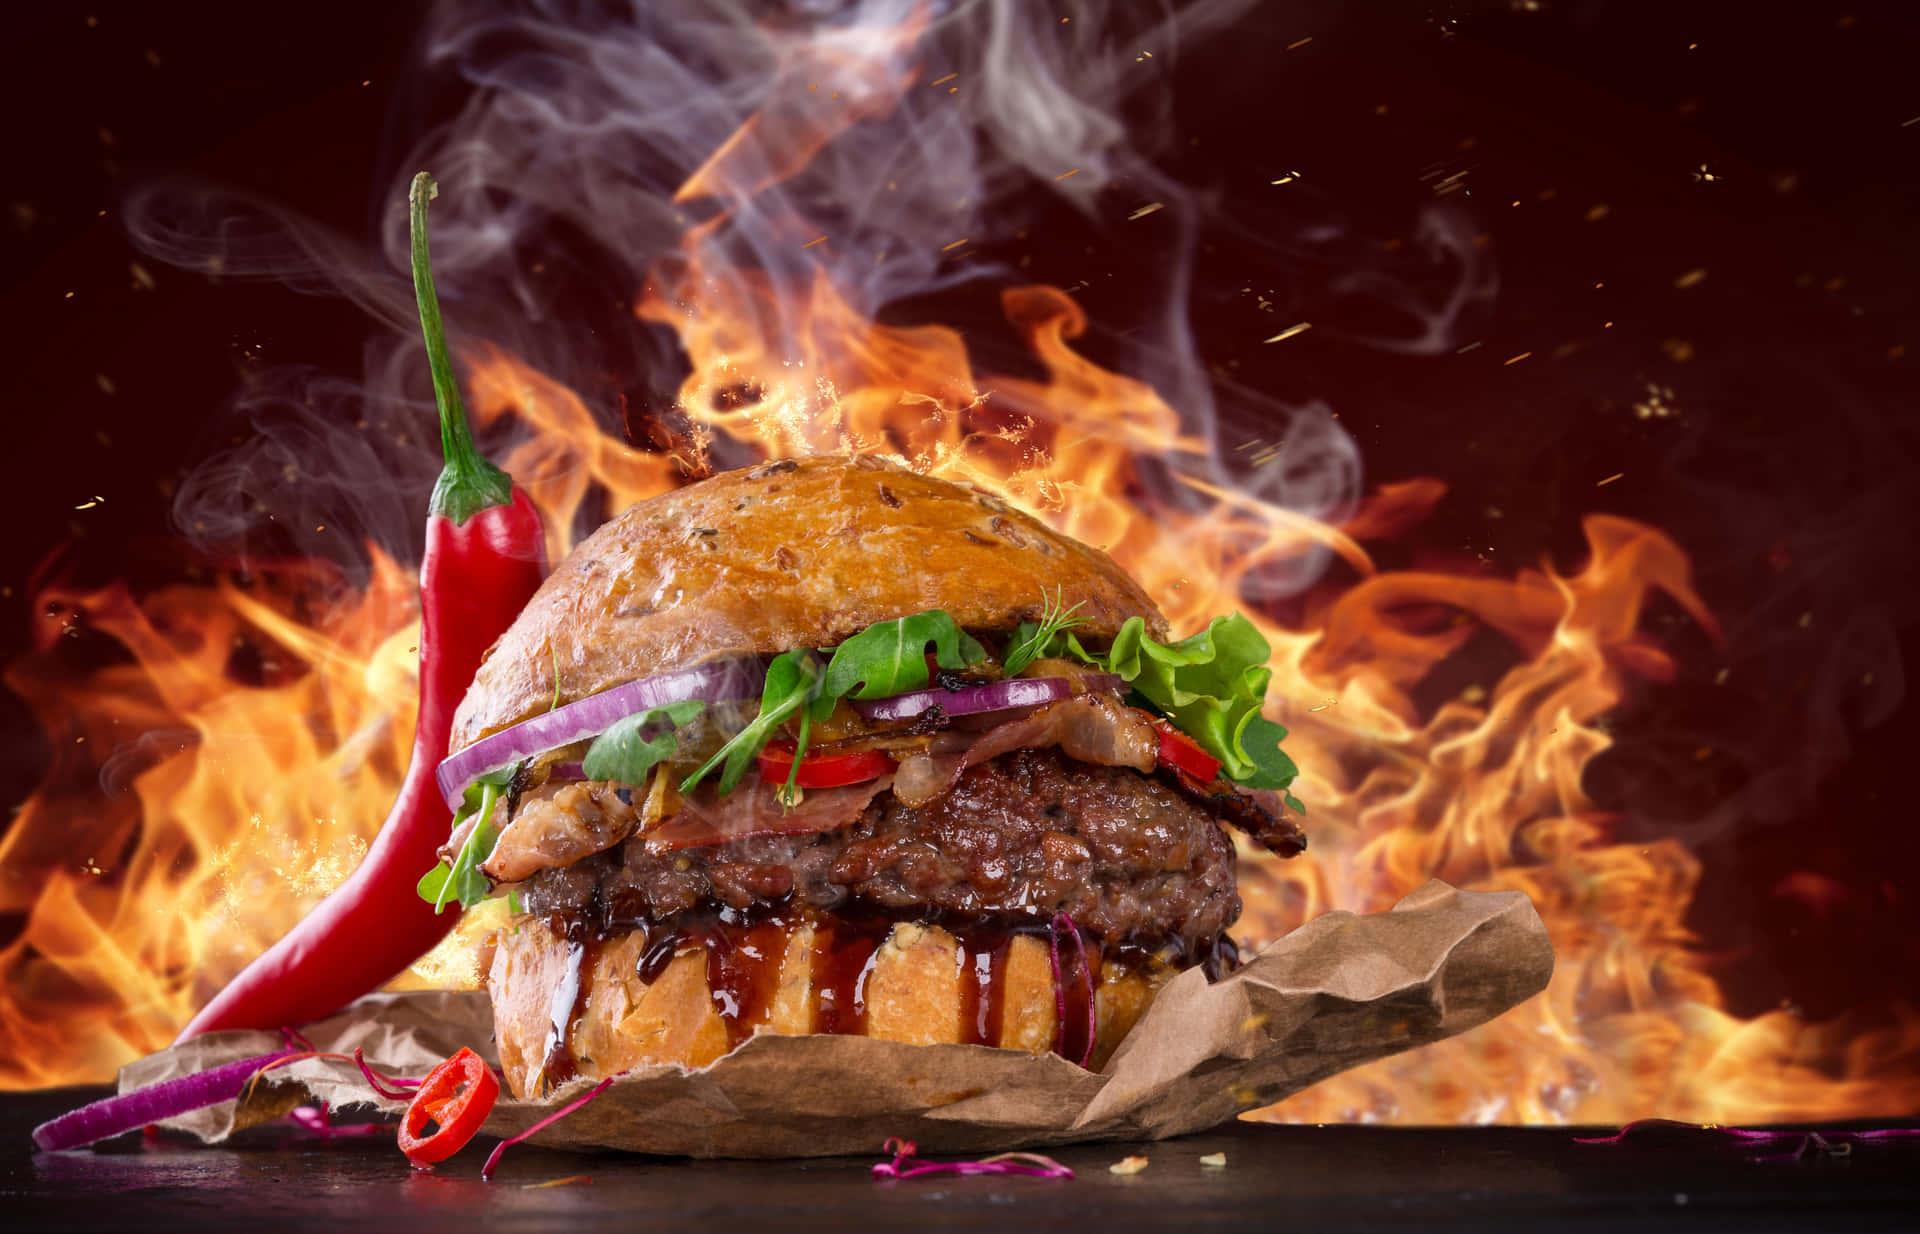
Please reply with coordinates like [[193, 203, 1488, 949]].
[[952, 927, 1011, 1046], [704, 913, 797, 1048], [810, 917, 884, 1036], [539, 932, 600, 1091], [600, 904, 1223, 1063]]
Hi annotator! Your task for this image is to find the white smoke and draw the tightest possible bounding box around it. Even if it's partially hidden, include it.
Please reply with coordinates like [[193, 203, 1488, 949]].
[[127, 1, 1501, 590]]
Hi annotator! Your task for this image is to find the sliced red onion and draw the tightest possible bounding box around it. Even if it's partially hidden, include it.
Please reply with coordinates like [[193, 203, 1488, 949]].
[[436, 658, 766, 808], [850, 673, 1122, 724], [32, 1048, 298, 1151]]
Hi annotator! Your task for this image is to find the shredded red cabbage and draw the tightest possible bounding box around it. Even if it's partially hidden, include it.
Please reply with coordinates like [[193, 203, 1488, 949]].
[[1047, 912, 1097, 1068], [288, 1103, 388, 1139], [1575, 1118, 1920, 1163], [481, 1077, 616, 1180], [872, 1137, 1074, 1180]]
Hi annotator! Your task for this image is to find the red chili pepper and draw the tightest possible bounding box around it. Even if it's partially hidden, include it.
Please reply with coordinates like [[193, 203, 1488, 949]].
[[398, 1047, 499, 1168], [755, 740, 896, 788], [1153, 719, 1222, 783], [176, 174, 547, 1041]]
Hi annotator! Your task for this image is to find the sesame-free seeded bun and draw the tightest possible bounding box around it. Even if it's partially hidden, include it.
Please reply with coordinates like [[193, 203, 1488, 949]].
[[449, 455, 1167, 750]]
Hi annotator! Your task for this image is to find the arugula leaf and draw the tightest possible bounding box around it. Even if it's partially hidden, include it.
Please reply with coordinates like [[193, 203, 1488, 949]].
[[1103, 614, 1300, 796], [822, 610, 986, 700], [581, 698, 707, 784], [417, 776, 506, 912], [680, 649, 824, 795], [1001, 588, 1089, 677]]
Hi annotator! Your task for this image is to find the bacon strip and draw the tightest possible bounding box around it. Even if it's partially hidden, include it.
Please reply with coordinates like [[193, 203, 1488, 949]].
[[482, 781, 641, 884], [892, 692, 1155, 806], [643, 774, 896, 853]]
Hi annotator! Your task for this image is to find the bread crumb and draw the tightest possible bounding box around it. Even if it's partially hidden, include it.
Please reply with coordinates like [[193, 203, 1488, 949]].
[[1199, 1152, 1227, 1168], [1109, 1155, 1149, 1175]]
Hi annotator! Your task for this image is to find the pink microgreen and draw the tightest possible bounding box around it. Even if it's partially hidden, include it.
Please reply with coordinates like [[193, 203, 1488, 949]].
[[288, 1104, 388, 1139], [872, 1137, 1074, 1181], [1575, 1119, 1920, 1162], [481, 1077, 616, 1181], [351, 1048, 423, 1100]]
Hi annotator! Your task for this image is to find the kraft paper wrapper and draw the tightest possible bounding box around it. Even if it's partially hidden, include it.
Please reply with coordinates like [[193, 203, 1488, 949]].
[[116, 880, 1551, 1157]]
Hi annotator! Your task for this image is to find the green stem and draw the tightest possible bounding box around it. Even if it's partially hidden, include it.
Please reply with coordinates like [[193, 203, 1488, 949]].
[[409, 172, 512, 524]]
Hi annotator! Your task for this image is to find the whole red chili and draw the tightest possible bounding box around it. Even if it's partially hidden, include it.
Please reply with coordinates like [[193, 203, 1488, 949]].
[[177, 174, 547, 1041]]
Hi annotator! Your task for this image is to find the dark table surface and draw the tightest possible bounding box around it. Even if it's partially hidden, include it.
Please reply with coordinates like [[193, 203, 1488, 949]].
[[5, 1090, 1918, 1233]]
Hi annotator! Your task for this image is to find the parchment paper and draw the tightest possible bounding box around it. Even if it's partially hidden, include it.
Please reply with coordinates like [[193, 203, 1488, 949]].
[[118, 880, 1551, 1157]]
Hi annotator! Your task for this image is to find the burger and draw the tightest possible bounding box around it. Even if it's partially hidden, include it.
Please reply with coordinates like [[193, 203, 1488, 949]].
[[423, 454, 1306, 1098]]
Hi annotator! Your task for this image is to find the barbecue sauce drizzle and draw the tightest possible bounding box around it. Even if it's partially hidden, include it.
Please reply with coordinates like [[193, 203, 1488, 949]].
[[537, 905, 1233, 1077]]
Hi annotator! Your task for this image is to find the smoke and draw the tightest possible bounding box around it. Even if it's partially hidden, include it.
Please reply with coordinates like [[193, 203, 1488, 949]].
[[123, 0, 1506, 588]]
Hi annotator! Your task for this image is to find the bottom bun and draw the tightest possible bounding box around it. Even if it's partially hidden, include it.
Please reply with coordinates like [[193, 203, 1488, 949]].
[[488, 913, 1173, 1098]]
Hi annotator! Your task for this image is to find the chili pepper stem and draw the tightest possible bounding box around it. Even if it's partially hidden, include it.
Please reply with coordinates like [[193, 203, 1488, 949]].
[[409, 172, 512, 526]]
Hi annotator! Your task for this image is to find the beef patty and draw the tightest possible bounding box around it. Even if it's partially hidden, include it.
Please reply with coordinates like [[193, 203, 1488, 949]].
[[521, 747, 1242, 955]]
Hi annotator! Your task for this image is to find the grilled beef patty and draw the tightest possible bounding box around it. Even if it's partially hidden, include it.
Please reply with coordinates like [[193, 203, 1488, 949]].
[[520, 747, 1243, 955]]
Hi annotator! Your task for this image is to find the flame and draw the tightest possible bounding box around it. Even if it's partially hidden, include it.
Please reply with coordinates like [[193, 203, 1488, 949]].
[[5, 53, 1918, 1124]]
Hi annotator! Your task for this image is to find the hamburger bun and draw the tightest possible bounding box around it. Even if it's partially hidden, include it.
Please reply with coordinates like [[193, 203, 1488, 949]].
[[452, 454, 1168, 749]]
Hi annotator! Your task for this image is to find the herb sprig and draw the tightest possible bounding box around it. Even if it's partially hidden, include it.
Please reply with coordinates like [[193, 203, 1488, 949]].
[[1001, 588, 1088, 677]]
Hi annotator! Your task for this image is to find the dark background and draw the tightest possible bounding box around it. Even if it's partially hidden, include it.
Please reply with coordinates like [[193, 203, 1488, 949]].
[[3, 0, 1916, 1052]]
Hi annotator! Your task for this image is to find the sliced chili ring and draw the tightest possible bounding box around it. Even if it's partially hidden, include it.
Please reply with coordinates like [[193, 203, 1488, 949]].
[[1153, 720, 1223, 784], [397, 1047, 499, 1167], [755, 740, 896, 788]]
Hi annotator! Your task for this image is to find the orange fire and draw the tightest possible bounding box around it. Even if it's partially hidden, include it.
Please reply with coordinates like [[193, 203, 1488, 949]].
[[4, 45, 1918, 1124]]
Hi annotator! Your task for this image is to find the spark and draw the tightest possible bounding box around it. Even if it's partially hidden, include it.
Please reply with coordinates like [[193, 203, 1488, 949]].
[[1903, 115, 1920, 128], [940, 238, 969, 252], [1053, 169, 1080, 180], [801, 235, 827, 249], [1505, 351, 1532, 365], [73, 496, 105, 510], [1287, 36, 1314, 50], [1264, 322, 1311, 343], [1128, 202, 1165, 220], [1270, 172, 1300, 185], [1674, 268, 1708, 289], [1596, 473, 1624, 487], [929, 73, 958, 86]]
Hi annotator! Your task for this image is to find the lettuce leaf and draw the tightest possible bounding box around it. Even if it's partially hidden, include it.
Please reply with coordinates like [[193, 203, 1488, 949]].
[[1104, 614, 1301, 801]]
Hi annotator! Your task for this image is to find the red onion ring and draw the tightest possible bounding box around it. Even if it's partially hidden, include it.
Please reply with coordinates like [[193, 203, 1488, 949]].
[[435, 658, 765, 808], [850, 674, 1122, 723]]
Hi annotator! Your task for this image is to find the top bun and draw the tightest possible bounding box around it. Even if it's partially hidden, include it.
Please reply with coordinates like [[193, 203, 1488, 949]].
[[450, 455, 1168, 749]]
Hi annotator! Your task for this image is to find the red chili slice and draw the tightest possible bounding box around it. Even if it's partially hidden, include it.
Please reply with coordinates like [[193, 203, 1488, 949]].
[[756, 741, 896, 788], [397, 1048, 499, 1168], [1153, 721, 1222, 783]]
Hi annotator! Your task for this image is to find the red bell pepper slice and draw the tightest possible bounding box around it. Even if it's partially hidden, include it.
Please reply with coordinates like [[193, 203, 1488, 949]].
[[755, 741, 896, 788], [397, 1047, 499, 1168], [1153, 720, 1222, 783]]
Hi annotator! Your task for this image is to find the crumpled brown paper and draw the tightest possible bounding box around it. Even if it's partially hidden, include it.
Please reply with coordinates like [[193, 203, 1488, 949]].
[[119, 880, 1551, 1157]]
